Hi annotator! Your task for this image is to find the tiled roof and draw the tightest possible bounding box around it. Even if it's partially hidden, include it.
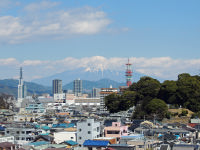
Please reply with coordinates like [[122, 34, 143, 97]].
[[29, 141, 49, 146], [83, 140, 109, 147], [52, 123, 75, 128], [64, 140, 78, 146], [0, 142, 15, 148], [42, 126, 51, 130], [160, 144, 169, 150]]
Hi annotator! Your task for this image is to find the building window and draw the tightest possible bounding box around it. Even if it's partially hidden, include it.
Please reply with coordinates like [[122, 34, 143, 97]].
[[79, 129, 82, 132], [97, 127, 99, 132], [107, 131, 120, 134], [88, 131, 91, 134], [71, 137, 74, 139], [6, 131, 9, 134], [21, 137, 25, 140], [21, 131, 25, 134], [16, 131, 20, 134], [79, 137, 82, 139], [16, 137, 19, 140], [88, 123, 91, 126]]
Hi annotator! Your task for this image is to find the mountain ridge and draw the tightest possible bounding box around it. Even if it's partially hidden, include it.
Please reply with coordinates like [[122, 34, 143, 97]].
[[0, 78, 126, 98], [32, 68, 144, 86]]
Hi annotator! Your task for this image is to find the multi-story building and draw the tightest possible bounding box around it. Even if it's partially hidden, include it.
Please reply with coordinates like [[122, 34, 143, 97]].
[[75, 97, 101, 106], [52, 79, 62, 95], [99, 86, 118, 113], [77, 119, 101, 146], [17, 67, 27, 107], [92, 88, 101, 98], [53, 93, 66, 102], [104, 122, 128, 141], [25, 103, 46, 114], [5, 123, 38, 145], [0, 136, 15, 144], [73, 78, 82, 96]]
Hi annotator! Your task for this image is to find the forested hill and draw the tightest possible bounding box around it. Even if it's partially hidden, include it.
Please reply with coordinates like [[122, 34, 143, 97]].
[[105, 73, 200, 120]]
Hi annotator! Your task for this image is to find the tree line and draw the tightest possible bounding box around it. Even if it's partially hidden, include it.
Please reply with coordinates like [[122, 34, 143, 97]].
[[105, 73, 200, 120]]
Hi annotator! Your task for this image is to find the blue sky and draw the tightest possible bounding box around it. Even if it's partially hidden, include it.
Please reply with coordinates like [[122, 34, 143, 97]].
[[0, 0, 200, 81]]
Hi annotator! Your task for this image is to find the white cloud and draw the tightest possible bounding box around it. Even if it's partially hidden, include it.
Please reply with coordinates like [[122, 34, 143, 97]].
[[1, 56, 200, 81], [22, 60, 49, 66], [24, 1, 59, 12], [0, 1, 111, 44], [0, 58, 19, 66]]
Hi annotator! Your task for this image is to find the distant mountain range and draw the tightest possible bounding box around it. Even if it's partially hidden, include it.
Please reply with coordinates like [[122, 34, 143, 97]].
[[32, 68, 145, 86], [63, 79, 125, 93], [0, 79, 51, 98], [0, 78, 125, 98]]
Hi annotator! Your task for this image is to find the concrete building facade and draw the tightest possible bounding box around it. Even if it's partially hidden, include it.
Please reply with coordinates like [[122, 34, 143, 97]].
[[77, 119, 101, 146], [52, 79, 62, 95], [73, 79, 82, 96]]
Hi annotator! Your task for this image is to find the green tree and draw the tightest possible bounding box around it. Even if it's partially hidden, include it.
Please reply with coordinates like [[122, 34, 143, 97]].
[[132, 104, 146, 119], [145, 98, 168, 120], [135, 76, 161, 99], [104, 93, 121, 113], [176, 73, 200, 111], [119, 91, 136, 111], [158, 80, 178, 104]]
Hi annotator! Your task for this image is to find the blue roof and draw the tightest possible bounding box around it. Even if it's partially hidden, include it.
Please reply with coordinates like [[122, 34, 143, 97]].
[[42, 126, 51, 130], [29, 141, 49, 146], [65, 140, 78, 146], [52, 123, 75, 128], [0, 126, 5, 131], [34, 124, 40, 129], [83, 140, 109, 147], [39, 133, 49, 135]]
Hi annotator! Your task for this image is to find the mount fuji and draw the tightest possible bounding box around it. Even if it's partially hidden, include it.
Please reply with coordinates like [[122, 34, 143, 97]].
[[32, 67, 145, 86]]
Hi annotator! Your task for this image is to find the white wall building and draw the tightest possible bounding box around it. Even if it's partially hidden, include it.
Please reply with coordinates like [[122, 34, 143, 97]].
[[54, 93, 66, 102], [77, 119, 101, 146], [54, 131, 76, 144], [74, 98, 100, 106], [0, 136, 15, 143]]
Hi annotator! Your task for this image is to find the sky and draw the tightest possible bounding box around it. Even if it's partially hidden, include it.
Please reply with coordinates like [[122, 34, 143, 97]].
[[0, 0, 200, 82]]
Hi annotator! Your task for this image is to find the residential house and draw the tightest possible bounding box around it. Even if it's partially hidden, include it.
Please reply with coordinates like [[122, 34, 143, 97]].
[[54, 131, 76, 144], [104, 122, 128, 141]]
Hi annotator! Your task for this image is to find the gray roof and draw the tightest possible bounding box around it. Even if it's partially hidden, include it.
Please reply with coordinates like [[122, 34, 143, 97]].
[[160, 144, 169, 150]]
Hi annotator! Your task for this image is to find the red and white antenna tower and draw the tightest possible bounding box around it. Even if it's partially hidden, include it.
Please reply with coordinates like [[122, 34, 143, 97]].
[[125, 58, 132, 86]]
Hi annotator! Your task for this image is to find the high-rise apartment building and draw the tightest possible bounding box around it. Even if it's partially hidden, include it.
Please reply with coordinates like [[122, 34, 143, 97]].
[[73, 78, 82, 96], [92, 88, 100, 98], [18, 67, 27, 100], [100, 85, 118, 113], [52, 79, 62, 95], [17, 67, 27, 108]]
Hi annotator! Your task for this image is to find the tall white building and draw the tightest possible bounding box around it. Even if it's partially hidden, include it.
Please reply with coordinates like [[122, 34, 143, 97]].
[[17, 67, 27, 107]]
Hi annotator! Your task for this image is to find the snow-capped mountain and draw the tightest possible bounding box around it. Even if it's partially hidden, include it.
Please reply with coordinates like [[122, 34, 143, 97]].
[[32, 67, 145, 86]]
